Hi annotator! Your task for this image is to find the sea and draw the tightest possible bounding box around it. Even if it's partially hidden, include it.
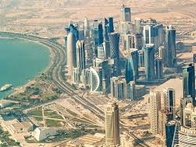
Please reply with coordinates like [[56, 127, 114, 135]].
[[0, 38, 50, 99]]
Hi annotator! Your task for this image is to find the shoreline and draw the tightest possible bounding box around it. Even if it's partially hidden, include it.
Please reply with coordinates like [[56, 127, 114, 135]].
[[0, 34, 56, 99]]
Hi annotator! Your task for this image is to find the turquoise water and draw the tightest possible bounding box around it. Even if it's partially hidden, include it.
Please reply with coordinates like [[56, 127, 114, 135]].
[[0, 38, 50, 99]]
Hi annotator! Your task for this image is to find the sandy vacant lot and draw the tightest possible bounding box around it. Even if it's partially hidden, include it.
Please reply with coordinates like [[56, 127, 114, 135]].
[[0, 0, 196, 38]]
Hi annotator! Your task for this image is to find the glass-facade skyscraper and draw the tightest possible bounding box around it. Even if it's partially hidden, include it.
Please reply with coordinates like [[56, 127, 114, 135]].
[[125, 49, 139, 83], [92, 20, 103, 46], [165, 25, 176, 67], [182, 64, 195, 104], [155, 58, 163, 79], [144, 44, 155, 81]]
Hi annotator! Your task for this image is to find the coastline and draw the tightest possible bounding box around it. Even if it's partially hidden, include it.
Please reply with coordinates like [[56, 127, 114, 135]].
[[0, 34, 56, 99]]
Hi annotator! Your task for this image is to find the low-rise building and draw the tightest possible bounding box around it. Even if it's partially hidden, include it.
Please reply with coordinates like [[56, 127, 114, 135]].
[[32, 127, 57, 141]]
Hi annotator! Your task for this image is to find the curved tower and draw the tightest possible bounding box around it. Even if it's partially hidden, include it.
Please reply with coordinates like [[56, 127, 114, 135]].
[[108, 32, 120, 59], [125, 49, 139, 83], [67, 33, 76, 77], [89, 67, 101, 92]]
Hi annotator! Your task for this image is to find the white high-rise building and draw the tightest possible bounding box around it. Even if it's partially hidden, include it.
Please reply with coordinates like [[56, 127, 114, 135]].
[[149, 90, 161, 134], [105, 101, 120, 147]]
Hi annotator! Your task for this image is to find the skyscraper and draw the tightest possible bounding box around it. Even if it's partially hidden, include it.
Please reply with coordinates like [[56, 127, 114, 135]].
[[138, 50, 145, 67], [121, 7, 131, 22], [109, 32, 120, 76], [108, 32, 120, 59], [163, 88, 175, 119], [84, 17, 90, 38], [127, 81, 135, 100], [105, 101, 120, 146], [65, 23, 79, 40], [144, 44, 155, 81], [103, 18, 110, 59], [135, 18, 142, 34], [108, 17, 114, 33], [124, 34, 135, 50], [143, 25, 157, 46], [155, 58, 163, 79], [89, 67, 101, 92], [178, 103, 196, 146], [97, 45, 105, 59], [182, 64, 195, 104], [165, 121, 176, 147], [125, 49, 139, 83], [76, 40, 85, 72], [134, 33, 143, 50], [92, 20, 103, 47], [149, 90, 161, 134], [110, 77, 127, 100], [67, 32, 77, 77], [180, 95, 193, 125], [100, 60, 111, 94], [158, 46, 166, 62], [165, 25, 176, 67]]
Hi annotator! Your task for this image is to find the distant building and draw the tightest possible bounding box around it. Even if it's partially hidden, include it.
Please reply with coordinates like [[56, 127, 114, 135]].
[[84, 17, 90, 38], [135, 18, 142, 34], [105, 102, 120, 146], [121, 7, 131, 22], [134, 33, 143, 50], [104, 17, 114, 33]]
